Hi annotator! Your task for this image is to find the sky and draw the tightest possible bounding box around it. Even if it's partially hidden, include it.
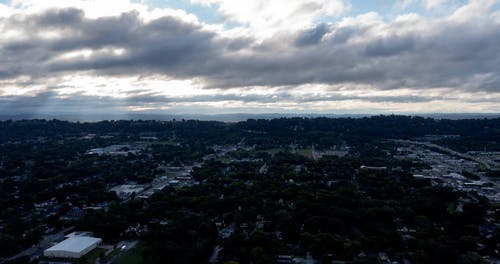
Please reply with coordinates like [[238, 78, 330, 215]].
[[0, 0, 499, 118]]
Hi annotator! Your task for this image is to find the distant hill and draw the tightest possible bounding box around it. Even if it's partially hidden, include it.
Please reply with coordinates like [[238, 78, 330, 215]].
[[0, 112, 499, 122]]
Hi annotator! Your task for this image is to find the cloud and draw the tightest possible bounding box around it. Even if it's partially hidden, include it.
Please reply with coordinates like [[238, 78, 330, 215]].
[[294, 23, 330, 46], [2, 84, 500, 116], [190, 0, 347, 36], [1, 2, 500, 92], [0, 8, 229, 80], [364, 35, 415, 57], [425, 0, 446, 9], [0, 0, 499, 115]]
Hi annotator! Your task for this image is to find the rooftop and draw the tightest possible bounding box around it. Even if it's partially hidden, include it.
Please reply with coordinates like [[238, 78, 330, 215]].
[[45, 236, 101, 253]]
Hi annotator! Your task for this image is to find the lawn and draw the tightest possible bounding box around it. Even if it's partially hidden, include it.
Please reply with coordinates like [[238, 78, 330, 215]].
[[83, 247, 107, 264], [295, 148, 313, 158]]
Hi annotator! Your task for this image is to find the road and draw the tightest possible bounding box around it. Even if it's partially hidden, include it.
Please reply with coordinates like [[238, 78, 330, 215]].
[[208, 245, 223, 263], [103, 240, 139, 264]]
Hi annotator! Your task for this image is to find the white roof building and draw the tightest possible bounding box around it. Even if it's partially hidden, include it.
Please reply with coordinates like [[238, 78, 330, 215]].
[[44, 236, 102, 259], [110, 184, 145, 198]]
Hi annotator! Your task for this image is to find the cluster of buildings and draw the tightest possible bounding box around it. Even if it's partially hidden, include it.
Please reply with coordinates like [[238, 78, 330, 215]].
[[398, 144, 499, 204], [311, 145, 350, 160], [86, 144, 145, 156], [109, 163, 201, 200]]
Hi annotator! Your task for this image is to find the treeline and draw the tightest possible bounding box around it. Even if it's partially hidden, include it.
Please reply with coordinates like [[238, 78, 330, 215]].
[[1, 116, 499, 149]]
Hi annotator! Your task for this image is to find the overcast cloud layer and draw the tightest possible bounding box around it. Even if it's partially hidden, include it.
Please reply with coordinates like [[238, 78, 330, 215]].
[[0, 0, 499, 116]]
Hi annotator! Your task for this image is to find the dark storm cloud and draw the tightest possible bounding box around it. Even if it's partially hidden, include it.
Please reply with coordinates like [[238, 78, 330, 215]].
[[364, 35, 415, 57], [295, 23, 330, 46], [34, 8, 85, 27], [1, 6, 500, 94]]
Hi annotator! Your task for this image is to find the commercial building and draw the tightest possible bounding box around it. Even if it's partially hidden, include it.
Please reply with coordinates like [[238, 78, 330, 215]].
[[44, 236, 102, 259]]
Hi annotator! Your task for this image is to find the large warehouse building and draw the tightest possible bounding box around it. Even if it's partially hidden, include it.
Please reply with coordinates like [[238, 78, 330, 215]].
[[44, 236, 102, 259]]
